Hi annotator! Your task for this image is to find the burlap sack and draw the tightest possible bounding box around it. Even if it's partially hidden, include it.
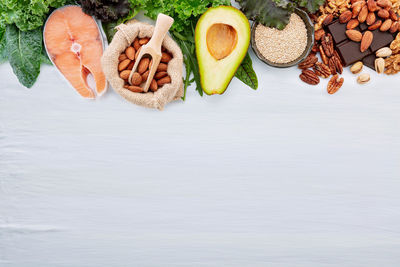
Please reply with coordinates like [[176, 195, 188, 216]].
[[101, 20, 183, 110]]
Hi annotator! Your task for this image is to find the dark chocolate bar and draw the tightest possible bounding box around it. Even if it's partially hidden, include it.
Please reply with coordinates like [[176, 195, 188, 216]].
[[362, 54, 377, 70], [327, 20, 353, 45], [336, 40, 371, 66], [369, 29, 395, 52]]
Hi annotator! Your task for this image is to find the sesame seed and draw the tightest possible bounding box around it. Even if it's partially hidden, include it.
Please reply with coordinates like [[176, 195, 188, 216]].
[[255, 14, 308, 64]]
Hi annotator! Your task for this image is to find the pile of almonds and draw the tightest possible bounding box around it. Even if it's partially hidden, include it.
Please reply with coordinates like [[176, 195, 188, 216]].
[[340, 0, 399, 52], [118, 37, 172, 93]]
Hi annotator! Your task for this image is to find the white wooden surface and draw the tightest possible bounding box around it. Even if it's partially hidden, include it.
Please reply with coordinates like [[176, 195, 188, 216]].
[[1, 47, 400, 266]]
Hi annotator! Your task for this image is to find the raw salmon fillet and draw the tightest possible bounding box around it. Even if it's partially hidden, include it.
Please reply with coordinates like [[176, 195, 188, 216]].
[[44, 6, 107, 99]]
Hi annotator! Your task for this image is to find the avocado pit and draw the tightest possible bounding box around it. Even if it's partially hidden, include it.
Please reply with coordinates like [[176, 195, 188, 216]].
[[206, 23, 238, 60]]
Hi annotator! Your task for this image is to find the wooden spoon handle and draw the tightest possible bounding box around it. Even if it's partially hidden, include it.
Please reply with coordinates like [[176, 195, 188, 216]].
[[147, 14, 174, 50]]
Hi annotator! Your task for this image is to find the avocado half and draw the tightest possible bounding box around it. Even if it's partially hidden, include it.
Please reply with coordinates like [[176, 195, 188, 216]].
[[195, 6, 250, 95]]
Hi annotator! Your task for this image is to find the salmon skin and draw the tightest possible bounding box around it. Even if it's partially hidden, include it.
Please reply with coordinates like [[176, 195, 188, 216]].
[[44, 5, 107, 99]]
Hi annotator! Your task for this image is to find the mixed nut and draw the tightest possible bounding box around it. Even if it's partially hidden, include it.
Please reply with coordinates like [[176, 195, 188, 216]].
[[117, 37, 173, 93], [298, 0, 400, 93]]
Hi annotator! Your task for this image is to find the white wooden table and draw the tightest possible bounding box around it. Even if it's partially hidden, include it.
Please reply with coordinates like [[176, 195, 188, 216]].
[[1, 46, 400, 266]]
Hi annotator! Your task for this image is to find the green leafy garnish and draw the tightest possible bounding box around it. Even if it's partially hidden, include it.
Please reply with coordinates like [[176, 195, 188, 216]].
[[237, 0, 325, 29], [0, 27, 6, 63], [6, 24, 42, 88], [235, 53, 258, 90]]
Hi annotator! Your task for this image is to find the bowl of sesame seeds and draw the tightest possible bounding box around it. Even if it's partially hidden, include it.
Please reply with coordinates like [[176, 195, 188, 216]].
[[251, 8, 314, 68]]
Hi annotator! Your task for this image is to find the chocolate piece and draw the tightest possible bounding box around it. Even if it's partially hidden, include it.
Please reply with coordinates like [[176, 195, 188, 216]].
[[362, 54, 377, 70], [369, 29, 394, 52], [327, 20, 360, 45], [336, 40, 371, 66], [359, 22, 369, 31]]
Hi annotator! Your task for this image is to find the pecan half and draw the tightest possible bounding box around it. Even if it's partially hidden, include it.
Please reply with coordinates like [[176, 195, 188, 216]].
[[313, 62, 331, 78], [322, 33, 334, 58], [319, 45, 329, 65], [298, 54, 318, 69], [327, 74, 344, 94], [331, 56, 343, 74], [300, 70, 320, 85]]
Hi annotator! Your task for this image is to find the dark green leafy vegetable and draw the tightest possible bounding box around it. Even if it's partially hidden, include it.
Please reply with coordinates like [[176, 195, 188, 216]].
[[0, 0, 71, 32], [235, 53, 258, 90], [0, 27, 6, 63], [102, 9, 140, 43], [237, 0, 325, 30], [6, 24, 42, 88], [80, 0, 131, 22]]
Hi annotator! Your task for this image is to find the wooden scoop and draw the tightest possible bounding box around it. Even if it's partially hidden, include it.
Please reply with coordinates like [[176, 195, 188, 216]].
[[128, 13, 174, 92]]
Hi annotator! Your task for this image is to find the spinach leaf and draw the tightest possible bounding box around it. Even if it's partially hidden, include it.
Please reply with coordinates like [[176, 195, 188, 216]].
[[0, 27, 6, 63], [235, 52, 258, 90], [6, 24, 42, 88]]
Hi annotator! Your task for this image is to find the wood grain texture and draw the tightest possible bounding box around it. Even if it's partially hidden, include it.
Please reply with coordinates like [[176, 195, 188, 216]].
[[1, 53, 400, 266]]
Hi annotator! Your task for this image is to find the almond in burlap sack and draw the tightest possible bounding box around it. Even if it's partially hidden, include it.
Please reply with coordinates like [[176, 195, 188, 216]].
[[101, 20, 183, 110]]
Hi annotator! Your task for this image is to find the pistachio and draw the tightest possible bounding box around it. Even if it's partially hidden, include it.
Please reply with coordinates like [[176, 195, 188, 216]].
[[357, 73, 371, 84], [375, 47, 392, 57], [350, 61, 364, 74], [374, 58, 385, 74]]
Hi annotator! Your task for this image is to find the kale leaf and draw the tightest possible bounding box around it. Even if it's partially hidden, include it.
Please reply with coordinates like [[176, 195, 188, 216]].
[[237, 0, 325, 29], [6, 24, 42, 88], [80, 0, 131, 22]]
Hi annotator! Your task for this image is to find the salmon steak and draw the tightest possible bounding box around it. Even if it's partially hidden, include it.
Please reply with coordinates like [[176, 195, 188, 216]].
[[44, 5, 107, 99]]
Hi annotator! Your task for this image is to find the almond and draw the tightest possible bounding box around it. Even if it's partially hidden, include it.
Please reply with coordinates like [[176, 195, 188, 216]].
[[137, 57, 150, 74], [352, 1, 365, 18], [133, 38, 141, 51], [376, 47, 392, 57], [125, 46, 136, 60], [130, 72, 142, 86], [374, 57, 385, 73], [340, 10, 353, 23], [118, 59, 131, 71], [161, 52, 172, 63], [157, 76, 171, 87], [347, 19, 360, 29], [380, 19, 392, 31], [150, 79, 158, 92], [141, 70, 149, 81], [357, 73, 371, 84], [119, 70, 131, 80], [377, 0, 391, 8], [139, 38, 150, 45], [361, 31, 373, 52], [125, 85, 143, 93], [127, 61, 134, 70], [346, 30, 363, 42], [367, 0, 378, 11], [366, 12, 376, 25], [350, 61, 364, 74], [157, 63, 168, 72], [154, 71, 168, 80], [390, 21, 399, 33], [323, 14, 334, 25], [377, 9, 390, 19], [119, 53, 127, 61], [358, 5, 369, 23], [368, 19, 382, 30]]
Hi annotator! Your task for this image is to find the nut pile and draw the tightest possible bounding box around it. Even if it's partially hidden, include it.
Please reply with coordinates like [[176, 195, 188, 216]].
[[385, 33, 400, 73], [117, 37, 172, 93], [338, 0, 399, 52], [298, 31, 344, 94]]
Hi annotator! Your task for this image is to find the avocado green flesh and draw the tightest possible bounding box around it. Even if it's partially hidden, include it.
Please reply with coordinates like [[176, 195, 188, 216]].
[[195, 6, 251, 95]]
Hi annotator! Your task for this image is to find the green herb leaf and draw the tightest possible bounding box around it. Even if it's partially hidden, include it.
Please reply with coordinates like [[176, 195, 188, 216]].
[[237, 0, 294, 30], [0, 26, 6, 63], [235, 52, 258, 90], [6, 24, 42, 88], [296, 0, 326, 13]]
